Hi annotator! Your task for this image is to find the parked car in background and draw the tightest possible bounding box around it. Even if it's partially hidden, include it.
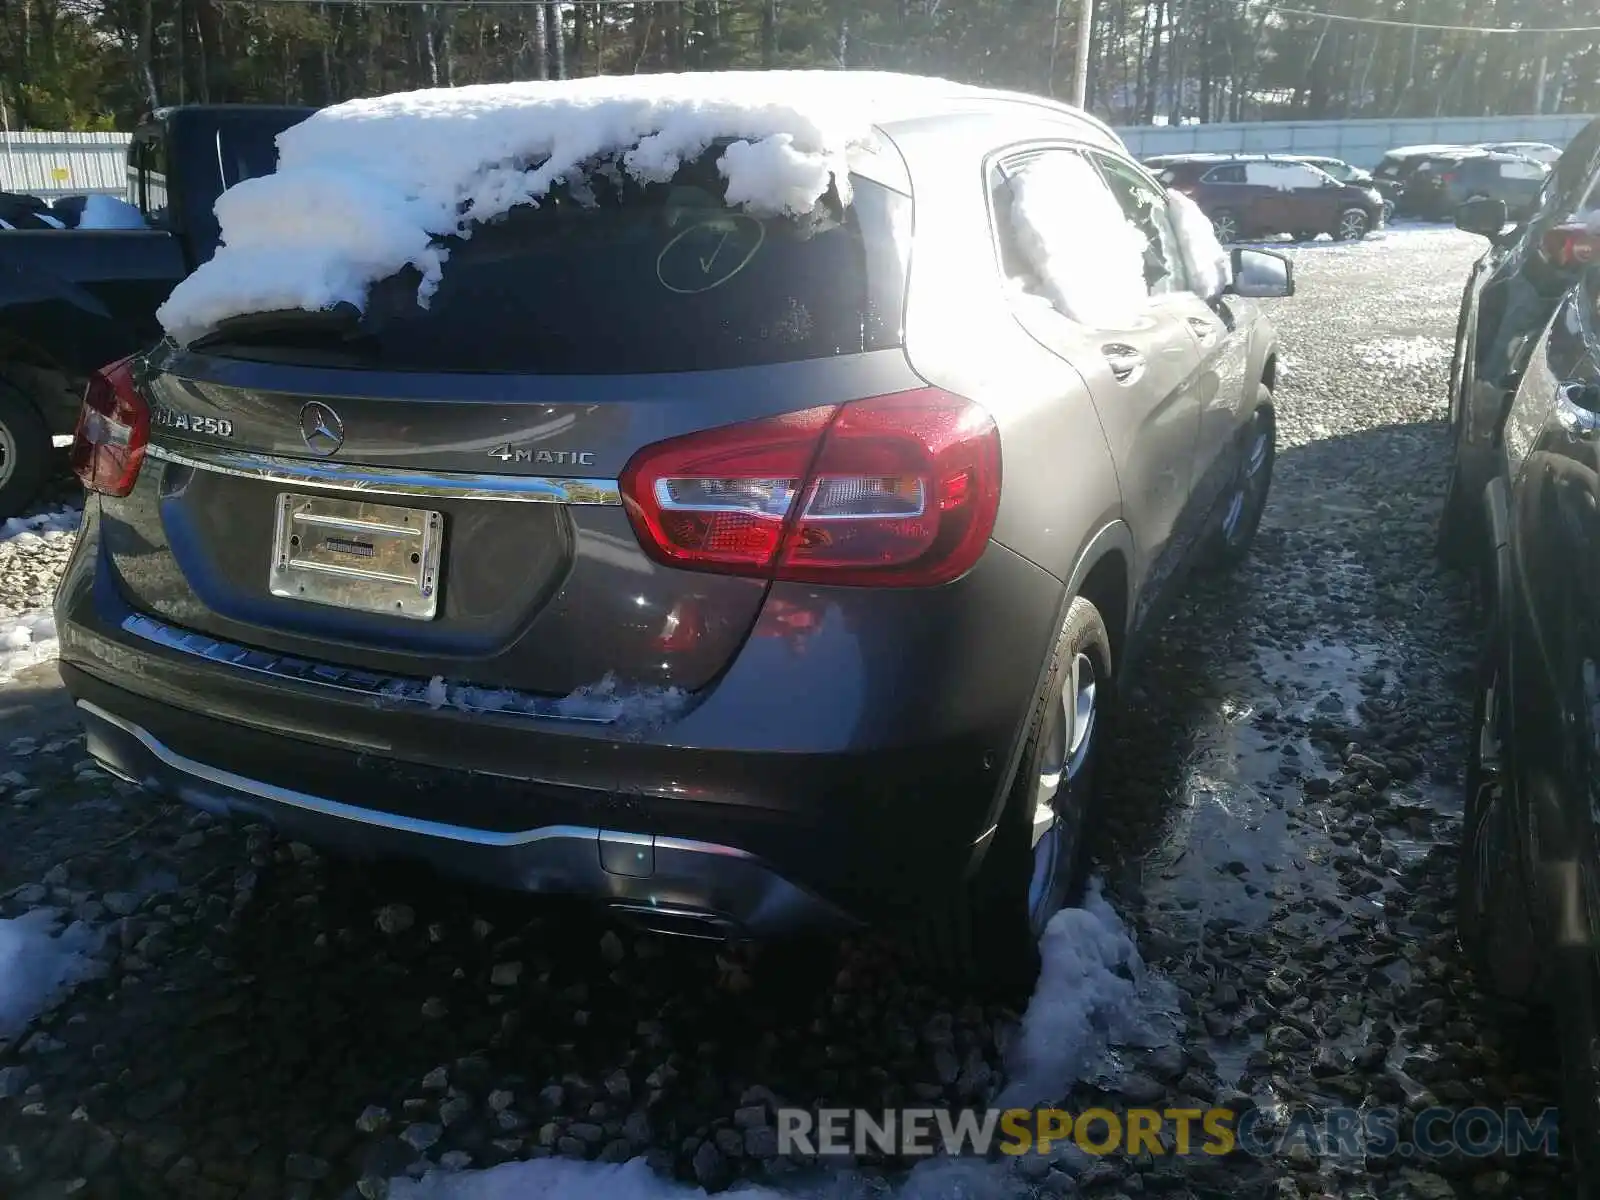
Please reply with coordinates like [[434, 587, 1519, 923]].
[[1438, 114, 1600, 569], [1455, 262, 1600, 1190], [1286, 154, 1375, 185], [0, 104, 314, 519], [55, 72, 1293, 993], [1478, 140, 1563, 165], [1372, 143, 1473, 216], [1156, 154, 1384, 242], [1406, 150, 1550, 221]]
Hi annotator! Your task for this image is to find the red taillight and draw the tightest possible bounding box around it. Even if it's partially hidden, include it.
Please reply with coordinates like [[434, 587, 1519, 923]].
[[1542, 224, 1600, 268], [619, 388, 1002, 587], [69, 356, 149, 498]]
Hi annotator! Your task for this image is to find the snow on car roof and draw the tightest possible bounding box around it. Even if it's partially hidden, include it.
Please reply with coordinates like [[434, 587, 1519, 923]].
[[157, 70, 1099, 346]]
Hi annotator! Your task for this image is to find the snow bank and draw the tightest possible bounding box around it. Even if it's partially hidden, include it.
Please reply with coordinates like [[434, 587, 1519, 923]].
[[157, 71, 1024, 345], [1167, 189, 1232, 298], [386, 883, 1170, 1199], [995, 882, 1174, 1109], [0, 909, 102, 1040]]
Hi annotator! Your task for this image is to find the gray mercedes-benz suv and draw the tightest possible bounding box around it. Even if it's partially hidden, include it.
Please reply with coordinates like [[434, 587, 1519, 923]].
[[54, 80, 1290, 989]]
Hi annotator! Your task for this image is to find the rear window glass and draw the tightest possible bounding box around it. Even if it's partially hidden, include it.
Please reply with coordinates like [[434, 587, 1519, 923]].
[[212, 156, 910, 375]]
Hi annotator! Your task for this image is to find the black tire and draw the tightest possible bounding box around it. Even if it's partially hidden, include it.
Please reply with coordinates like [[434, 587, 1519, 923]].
[[1437, 320, 1482, 573], [910, 596, 1112, 998], [0, 381, 53, 521], [1456, 609, 1540, 1002], [1333, 207, 1371, 241], [1208, 391, 1276, 568], [1210, 209, 1240, 244], [1381, 199, 1396, 225]]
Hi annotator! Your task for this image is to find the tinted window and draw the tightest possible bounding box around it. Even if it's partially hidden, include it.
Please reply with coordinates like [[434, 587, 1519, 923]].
[[218, 158, 908, 375], [1202, 164, 1247, 184]]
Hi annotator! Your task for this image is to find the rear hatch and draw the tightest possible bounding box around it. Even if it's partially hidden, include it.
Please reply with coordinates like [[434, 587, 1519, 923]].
[[102, 155, 919, 697]]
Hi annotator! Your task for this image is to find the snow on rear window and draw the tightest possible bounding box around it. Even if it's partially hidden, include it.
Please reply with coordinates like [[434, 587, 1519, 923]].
[[156, 70, 1001, 346], [1005, 152, 1148, 328]]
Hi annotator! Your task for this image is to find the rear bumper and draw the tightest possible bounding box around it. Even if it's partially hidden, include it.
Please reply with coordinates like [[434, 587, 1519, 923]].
[[74, 690, 844, 937], [55, 501, 1065, 929]]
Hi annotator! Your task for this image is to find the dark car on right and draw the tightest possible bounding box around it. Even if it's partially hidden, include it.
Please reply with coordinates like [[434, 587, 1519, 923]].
[[1156, 154, 1384, 243], [1455, 256, 1600, 1193], [1406, 149, 1550, 221], [1438, 115, 1600, 568]]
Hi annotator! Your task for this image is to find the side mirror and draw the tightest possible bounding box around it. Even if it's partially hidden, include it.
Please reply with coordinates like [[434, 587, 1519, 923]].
[[1455, 196, 1508, 238], [1225, 248, 1294, 298]]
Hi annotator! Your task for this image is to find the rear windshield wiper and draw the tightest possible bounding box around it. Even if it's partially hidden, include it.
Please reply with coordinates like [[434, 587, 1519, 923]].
[[190, 301, 370, 351]]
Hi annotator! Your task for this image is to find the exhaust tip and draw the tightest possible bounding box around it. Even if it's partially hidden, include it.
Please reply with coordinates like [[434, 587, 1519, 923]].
[[609, 903, 741, 942]]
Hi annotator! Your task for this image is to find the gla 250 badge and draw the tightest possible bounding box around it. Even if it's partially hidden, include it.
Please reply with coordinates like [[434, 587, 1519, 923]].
[[487, 444, 596, 467], [152, 406, 234, 438]]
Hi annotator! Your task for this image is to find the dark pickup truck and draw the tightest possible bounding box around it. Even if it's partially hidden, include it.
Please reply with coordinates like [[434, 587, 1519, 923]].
[[0, 104, 314, 518]]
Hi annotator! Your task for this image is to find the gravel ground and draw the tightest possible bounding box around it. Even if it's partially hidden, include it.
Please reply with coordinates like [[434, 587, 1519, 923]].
[[0, 224, 1564, 1200]]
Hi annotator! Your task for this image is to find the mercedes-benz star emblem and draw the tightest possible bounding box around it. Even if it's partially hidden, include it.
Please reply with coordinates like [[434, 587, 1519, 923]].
[[299, 401, 345, 457]]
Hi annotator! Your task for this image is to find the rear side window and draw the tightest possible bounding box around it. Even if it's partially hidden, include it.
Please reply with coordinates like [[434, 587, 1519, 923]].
[[1498, 158, 1547, 182], [328, 159, 908, 375], [1201, 164, 1246, 184]]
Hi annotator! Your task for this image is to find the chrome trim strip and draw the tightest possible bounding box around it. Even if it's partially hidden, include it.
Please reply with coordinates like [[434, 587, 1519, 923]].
[[119, 611, 621, 723], [146, 443, 622, 506], [78, 698, 757, 863], [81, 698, 589, 846]]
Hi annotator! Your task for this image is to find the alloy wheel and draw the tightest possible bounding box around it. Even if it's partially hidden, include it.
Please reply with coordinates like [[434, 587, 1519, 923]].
[[1027, 650, 1097, 931], [1212, 213, 1238, 243], [0, 420, 15, 490], [1221, 415, 1272, 545], [1339, 209, 1370, 240]]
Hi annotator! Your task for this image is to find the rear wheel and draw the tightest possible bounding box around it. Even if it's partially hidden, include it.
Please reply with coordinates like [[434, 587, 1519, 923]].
[[1333, 207, 1371, 241], [1210, 209, 1240, 244], [911, 596, 1111, 997], [1455, 614, 1539, 1001], [0, 382, 53, 521], [1381, 199, 1396, 224]]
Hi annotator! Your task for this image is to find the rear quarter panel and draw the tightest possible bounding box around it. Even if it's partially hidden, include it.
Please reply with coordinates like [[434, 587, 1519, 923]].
[[884, 118, 1122, 589]]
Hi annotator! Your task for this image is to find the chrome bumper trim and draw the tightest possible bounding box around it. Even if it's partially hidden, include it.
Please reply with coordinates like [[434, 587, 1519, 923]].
[[119, 611, 622, 724], [146, 443, 622, 506]]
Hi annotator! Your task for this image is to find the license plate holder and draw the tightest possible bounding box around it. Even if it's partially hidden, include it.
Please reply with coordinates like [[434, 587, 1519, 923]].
[[270, 493, 443, 620]]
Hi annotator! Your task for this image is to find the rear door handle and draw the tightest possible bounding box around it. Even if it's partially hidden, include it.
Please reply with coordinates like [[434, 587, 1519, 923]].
[[1102, 343, 1146, 384], [1187, 316, 1217, 342]]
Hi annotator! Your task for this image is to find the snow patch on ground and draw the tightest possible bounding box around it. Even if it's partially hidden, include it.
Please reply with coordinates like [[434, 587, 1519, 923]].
[[0, 909, 103, 1040], [388, 885, 1170, 1199], [157, 71, 1041, 345], [1356, 336, 1449, 370], [0, 610, 58, 684], [1, 507, 81, 543]]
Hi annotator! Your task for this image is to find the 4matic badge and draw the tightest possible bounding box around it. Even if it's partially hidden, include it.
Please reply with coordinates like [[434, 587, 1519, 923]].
[[487, 445, 596, 467]]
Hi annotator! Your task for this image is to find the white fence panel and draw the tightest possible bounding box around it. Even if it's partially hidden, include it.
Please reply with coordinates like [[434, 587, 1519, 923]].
[[0, 131, 131, 199], [1114, 113, 1596, 169]]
